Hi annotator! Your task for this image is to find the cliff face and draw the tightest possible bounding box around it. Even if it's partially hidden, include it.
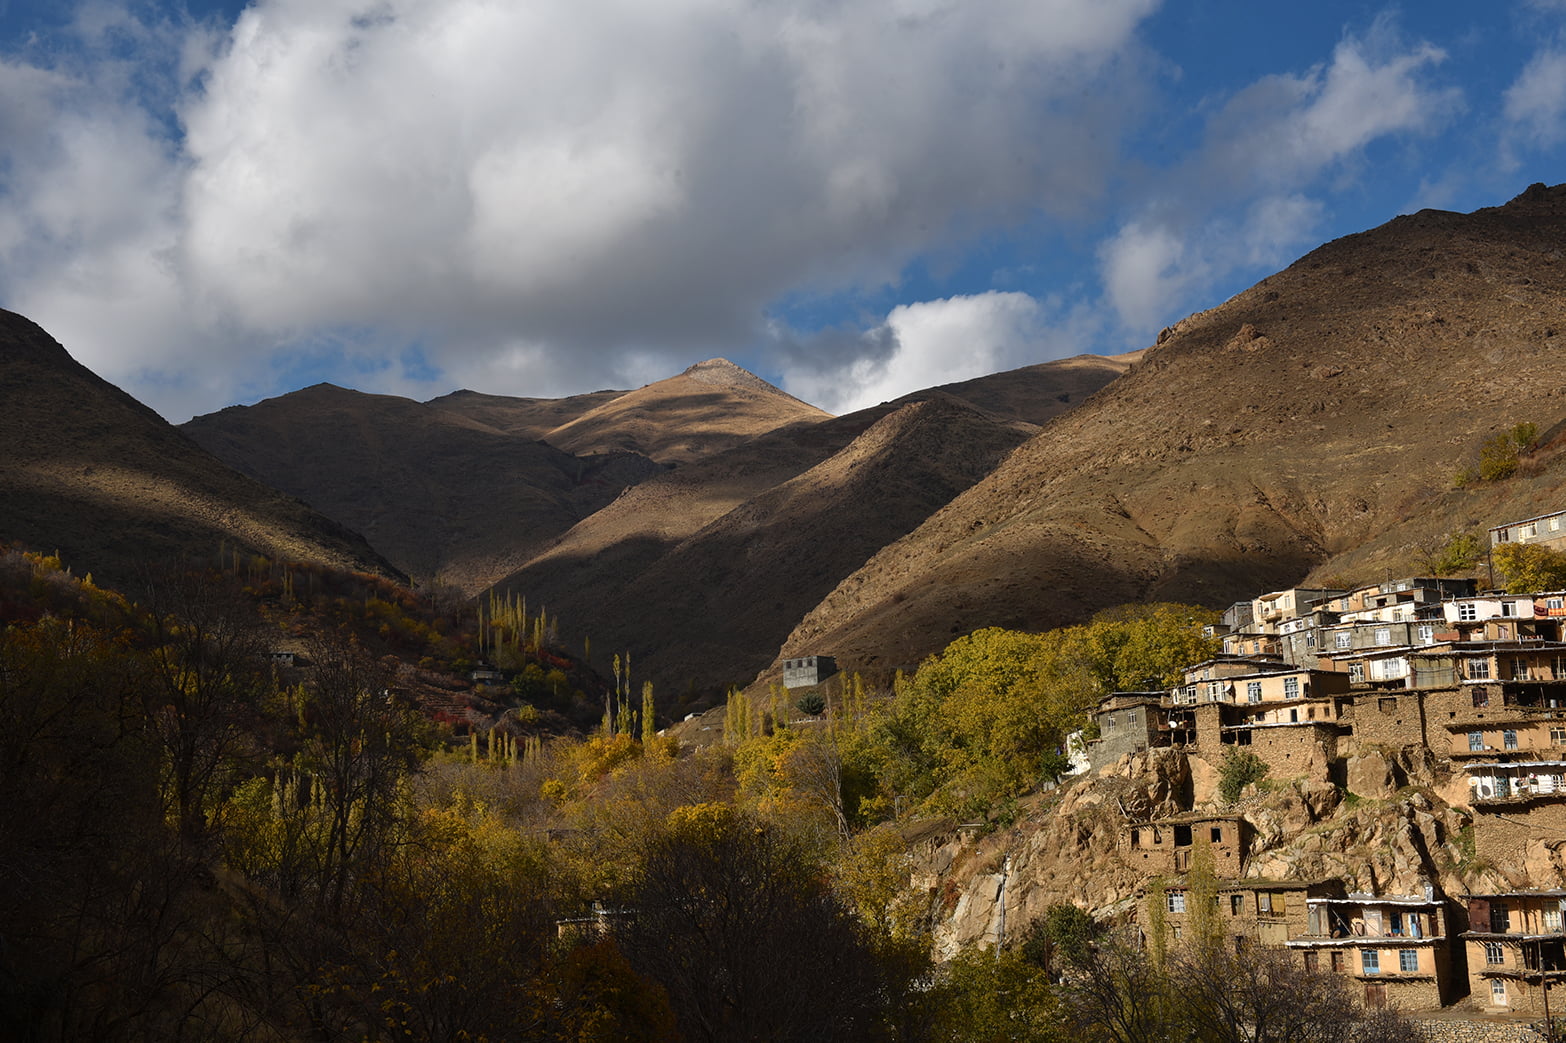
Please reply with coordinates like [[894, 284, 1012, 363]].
[[913, 743, 1496, 957]]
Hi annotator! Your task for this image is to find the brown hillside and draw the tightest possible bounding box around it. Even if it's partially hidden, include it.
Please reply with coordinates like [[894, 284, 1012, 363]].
[[183, 385, 663, 593], [0, 310, 398, 586], [541, 358, 832, 463], [768, 183, 1566, 680], [497, 395, 1038, 696], [892, 350, 1142, 425]]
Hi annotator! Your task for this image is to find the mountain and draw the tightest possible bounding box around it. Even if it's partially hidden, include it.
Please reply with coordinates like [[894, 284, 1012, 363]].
[[0, 309, 398, 586], [537, 358, 831, 463], [183, 383, 664, 593], [182, 358, 827, 594], [768, 183, 1566, 680], [494, 395, 1039, 698]]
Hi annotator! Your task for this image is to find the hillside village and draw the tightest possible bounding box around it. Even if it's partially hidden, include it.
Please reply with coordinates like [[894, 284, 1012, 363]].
[[1066, 508, 1566, 1020]]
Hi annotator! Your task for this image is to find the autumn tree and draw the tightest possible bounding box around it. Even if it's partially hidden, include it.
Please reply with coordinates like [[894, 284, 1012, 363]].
[[1493, 542, 1566, 594], [611, 803, 886, 1042]]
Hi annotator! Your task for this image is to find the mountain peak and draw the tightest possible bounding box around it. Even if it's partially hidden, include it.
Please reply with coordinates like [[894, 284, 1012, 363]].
[[680, 357, 781, 394]]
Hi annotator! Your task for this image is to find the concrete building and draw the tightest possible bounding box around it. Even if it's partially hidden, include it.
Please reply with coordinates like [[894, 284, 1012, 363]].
[[782, 655, 837, 689]]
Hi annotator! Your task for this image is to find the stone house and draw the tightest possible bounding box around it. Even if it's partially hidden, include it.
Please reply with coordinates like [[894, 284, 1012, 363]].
[[1088, 692, 1169, 769], [1137, 879, 1312, 951], [1287, 892, 1453, 1009], [1123, 815, 1248, 876], [1463, 891, 1566, 1014]]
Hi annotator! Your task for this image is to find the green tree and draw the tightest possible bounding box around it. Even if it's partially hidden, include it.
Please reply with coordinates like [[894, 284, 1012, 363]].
[[1218, 749, 1270, 804]]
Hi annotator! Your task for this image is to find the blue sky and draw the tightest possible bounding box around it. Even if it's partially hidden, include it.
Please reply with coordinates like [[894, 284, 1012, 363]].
[[1, 0, 1563, 421]]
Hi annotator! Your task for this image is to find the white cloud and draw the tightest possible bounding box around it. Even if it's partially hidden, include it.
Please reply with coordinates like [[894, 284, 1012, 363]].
[[1096, 21, 1455, 337], [1503, 48, 1566, 157], [780, 291, 1095, 415], [0, 0, 1160, 419]]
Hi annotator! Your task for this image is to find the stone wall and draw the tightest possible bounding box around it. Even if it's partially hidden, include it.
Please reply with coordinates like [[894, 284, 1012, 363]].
[[1414, 1019, 1549, 1042], [1352, 688, 1434, 748]]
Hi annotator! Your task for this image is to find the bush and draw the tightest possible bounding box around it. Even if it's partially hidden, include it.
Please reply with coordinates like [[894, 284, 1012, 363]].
[[1218, 749, 1269, 803], [795, 692, 826, 717]]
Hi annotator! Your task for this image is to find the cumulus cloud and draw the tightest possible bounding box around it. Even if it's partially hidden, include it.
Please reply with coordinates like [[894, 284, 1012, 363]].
[[778, 290, 1098, 415], [1503, 48, 1566, 158], [1095, 19, 1457, 338], [0, 0, 1159, 419]]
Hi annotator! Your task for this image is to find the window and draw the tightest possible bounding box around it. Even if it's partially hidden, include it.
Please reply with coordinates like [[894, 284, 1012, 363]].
[[1474, 689, 1490, 708], [1417, 625, 1435, 644], [1504, 730, 1519, 750], [1350, 662, 1365, 683], [1211, 827, 1223, 843], [1230, 894, 1243, 915], [1551, 598, 1565, 611], [1469, 659, 1492, 680], [1375, 627, 1392, 646], [1399, 949, 1418, 973], [1127, 712, 1137, 725], [1258, 892, 1272, 914], [1491, 902, 1511, 933], [1459, 603, 1478, 622], [1553, 726, 1566, 746], [1503, 601, 1519, 618], [1492, 979, 1509, 1006], [1284, 677, 1300, 699], [1361, 950, 1379, 974], [1470, 731, 1485, 752], [1330, 950, 1345, 972], [1105, 714, 1116, 731], [1167, 891, 1186, 913], [1335, 632, 1352, 649], [1547, 908, 1562, 932], [1247, 681, 1262, 704], [1515, 659, 1533, 681], [1486, 942, 1506, 966], [1306, 631, 1316, 648], [1303, 951, 1319, 972], [1521, 524, 1537, 539]]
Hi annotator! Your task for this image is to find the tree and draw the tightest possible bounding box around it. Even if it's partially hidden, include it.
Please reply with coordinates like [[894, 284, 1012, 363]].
[[611, 803, 886, 1042], [140, 568, 271, 841], [1218, 749, 1270, 804], [1493, 542, 1566, 594]]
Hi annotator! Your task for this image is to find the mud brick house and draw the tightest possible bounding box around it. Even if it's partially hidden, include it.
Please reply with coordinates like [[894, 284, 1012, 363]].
[[1463, 891, 1566, 1013]]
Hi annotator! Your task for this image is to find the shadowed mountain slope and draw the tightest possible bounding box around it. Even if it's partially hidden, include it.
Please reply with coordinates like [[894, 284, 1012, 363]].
[[0, 309, 398, 586], [766, 183, 1566, 680], [496, 395, 1039, 695], [183, 384, 663, 593], [425, 387, 627, 438]]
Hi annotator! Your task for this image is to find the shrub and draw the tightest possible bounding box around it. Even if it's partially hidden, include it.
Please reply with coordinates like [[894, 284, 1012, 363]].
[[1218, 749, 1269, 803], [795, 692, 826, 717]]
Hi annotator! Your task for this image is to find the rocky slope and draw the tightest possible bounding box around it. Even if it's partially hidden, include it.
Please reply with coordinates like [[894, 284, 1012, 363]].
[[770, 183, 1566, 680], [919, 745, 1478, 959], [0, 309, 398, 587]]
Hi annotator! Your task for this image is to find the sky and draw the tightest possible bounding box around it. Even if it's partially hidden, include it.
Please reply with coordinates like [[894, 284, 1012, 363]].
[[0, 1, 1563, 422]]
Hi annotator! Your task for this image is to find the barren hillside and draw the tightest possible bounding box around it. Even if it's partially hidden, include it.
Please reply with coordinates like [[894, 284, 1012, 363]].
[[0, 309, 398, 587], [767, 183, 1566, 680]]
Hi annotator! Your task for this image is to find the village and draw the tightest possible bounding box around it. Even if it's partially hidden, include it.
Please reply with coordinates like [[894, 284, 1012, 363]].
[[1082, 509, 1566, 1019]]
